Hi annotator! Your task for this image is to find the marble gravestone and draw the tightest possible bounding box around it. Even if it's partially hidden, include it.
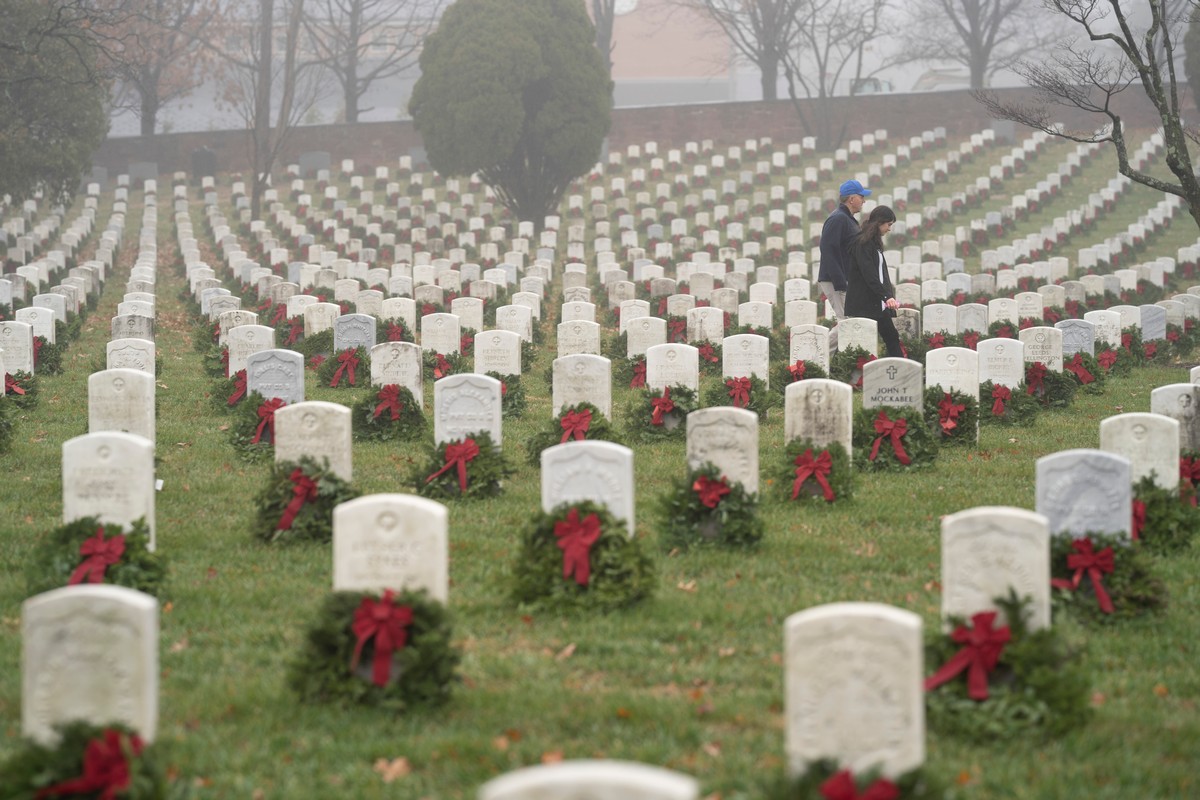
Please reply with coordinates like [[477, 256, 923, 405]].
[[479, 761, 699, 800], [721, 333, 770, 386], [273, 401, 353, 481], [106, 338, 156, 375], [434, 373, 503, 447], [246, 349, 305, 406], [784, 379, 853, 458], [1018, 326, 1063, 371], [224, 325, 275, 376], [1099, 412, 1180, 490], [976, 338, 1024, 388], [1055, 319, 1095, 358], [924, 346, 978, 398], [0, 320, 35, 373], [474, 329, 523, 376], [62, 431, 157, 549], [552, 354, 612, 419], [332, 494, 448, 601], [626, 316, 667, 358], [333, 313, 377, 353], [557, 320, 602, 358], [1150, 383, 1200, 452], [89, 368, 155, 443], [862, 358, 923, 411], [686, 407, 759, 492], [540, 441, 636, 537], [788, 325, 830, 373], [369, 341, 424, 407], [420, 312, 461, 355], [838, 317, 878, 356], [645, 344, 699, 392], [1036, 449, 1132, 538]]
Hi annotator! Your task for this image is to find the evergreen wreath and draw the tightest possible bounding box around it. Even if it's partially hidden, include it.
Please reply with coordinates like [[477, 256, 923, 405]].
[[1063, 351, 1106, 394], [986, 320, 1019, 340], [924, 591, 1091, 742], [288, 589, 460, 711], [5, 370, 39, 409], [1118, 327, 1145, 367], [0, 399, 13, 454], [829, 346, 875, 389], [694, 340, 723, 378], [509, 500, 655, 612], [0, 722, 170, 800], [922, 386, 979, 447], [978, 380, 1038, 427], [1133, 475, 1200, 554], [296, 328, 333, 358], [764, 759, 947, 800], [777, 440, 853, 504], [485, 371, 526, 419], [774, 359, 828, 398], [227, 391, 285, 462], [604, 331, 630, 363], [703, 373, 775, 419], [251, 456, 360, 544], [33, 335, 64, 374], [612, 354, 646, 389], [1024, 362, 1076, 408], [852, 405, 938, 471], [317, 346, 369, 388], [1094, 345, 1131, 377], [524, 402, 624, 465], [26, 516, 167, 598], [422, 350, 470, 382], [212, 369, 248, 412], [1165, 322, 1196, 358], [655, 462, 764, 550], [412, 431, 510, 500], [622, 383, 699, 443], [1050, 533, 1166, 624], [351, 384, 426, 442]]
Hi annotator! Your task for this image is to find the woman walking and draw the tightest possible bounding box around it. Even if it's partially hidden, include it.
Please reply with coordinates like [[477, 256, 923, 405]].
[[844, 205, 904, 358]]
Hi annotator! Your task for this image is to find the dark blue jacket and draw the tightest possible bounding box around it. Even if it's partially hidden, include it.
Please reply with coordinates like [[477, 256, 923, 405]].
[[817, 205, 859, 291]]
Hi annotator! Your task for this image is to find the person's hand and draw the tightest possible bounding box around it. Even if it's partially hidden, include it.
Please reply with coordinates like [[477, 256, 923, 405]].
[[885, 297, 899, 309]]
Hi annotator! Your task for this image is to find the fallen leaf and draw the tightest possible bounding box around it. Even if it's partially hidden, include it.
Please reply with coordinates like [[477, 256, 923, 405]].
[[217, 424, 230, 431], [541, 750, 564, 764], [492, 736, 510, 752], [718, 647, 735, 657], [169, 637, 189, 653], [956, 770, 973, 786], [616, 707, 632, 719], [1091, 692, 1106, 707], [1154, 683, 1170, 697], [667, 548, 681, 557], [695, 702, 714, 717], [677, 580, 698, 593], [504, 728, 522, 742], [373, 757, 411, 783], [924, 580, 942, 593], [206, 567, 218, 580], [555, 643, 576, 661], [701, 741, 722, 758]]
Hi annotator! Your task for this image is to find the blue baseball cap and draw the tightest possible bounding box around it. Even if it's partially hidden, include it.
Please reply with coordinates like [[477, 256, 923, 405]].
[[838, 179, 871, 197]]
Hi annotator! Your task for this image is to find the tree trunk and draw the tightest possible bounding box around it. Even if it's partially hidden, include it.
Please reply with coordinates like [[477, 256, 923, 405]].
[[140, 91, 159, 138], [759, 49, 779, 101], [969, 52, 987, 90], [251, 0, 274, 220], [344, 2, 361, 122]]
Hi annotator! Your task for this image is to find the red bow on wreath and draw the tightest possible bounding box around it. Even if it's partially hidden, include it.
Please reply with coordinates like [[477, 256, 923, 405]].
[[559, 408, 592, 442], [68, 527, 126, 585], [331, 350, 359, 387], [1121, 332, 1133, 353], [1064, 353, 1094, 384], [1025, 362, 1047, 395], [650, 386, 675, 425], [937, 392, 965, 434], [373, 385, 403, 421], [698, 342, 719, 363], [1181, 457, 1200, 506], [5, 373, 26, 395], [927, 332, 946, 349], [1144, 342, 1158, 360], [278, 468, 319, 531], [668, 318, 687, 342], [854, 355, 875, 388], [285, 319, 303, 345], [253, 397, 286, 444], [386, 322, 406, 341], [1132, 499, 1146, 541], [1051, 537, 1115, 614], [220, 348, 229, 376], [1097, 349, 1117, 371], [630, 359, 647, 389], [726, 377, 751, 408], [554, 507, 602, 586], [792, 449, 835, 501], [227, 369, 247, 406], [788, 361, 807, 381], [869, 412, 911, 465], [34, 728, 144, 800], [271, 304, 288, 326], [963, 330, 981, 350], [924, 610, 1011, 700], [425, 439, 480, 492], [819, 769, 900, 800], [693, 474, 730, 508], [990, 385, 1010, 416], [350, 590, 413, 687], [433, 353, 452, 379]]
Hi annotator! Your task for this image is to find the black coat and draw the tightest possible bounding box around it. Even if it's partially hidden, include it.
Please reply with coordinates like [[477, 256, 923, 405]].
[[844, 240, 894, 320]]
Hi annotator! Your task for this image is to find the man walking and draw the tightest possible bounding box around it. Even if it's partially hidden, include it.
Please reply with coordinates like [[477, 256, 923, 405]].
[[818, 179, 870, 352]]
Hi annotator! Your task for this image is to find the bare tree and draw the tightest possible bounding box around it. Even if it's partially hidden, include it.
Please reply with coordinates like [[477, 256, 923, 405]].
[[900, 0, 1059, 90], [781, 0, 889, 148], [679, 0, 810, 101], [301, 0, 443, 123], [975, 0, 1200, 231]]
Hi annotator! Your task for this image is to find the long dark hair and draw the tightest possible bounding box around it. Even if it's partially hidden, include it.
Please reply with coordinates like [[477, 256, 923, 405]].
[[851, 205, 896, 254]]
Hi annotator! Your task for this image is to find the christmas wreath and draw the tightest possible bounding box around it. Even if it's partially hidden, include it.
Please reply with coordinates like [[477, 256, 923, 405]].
[[351, 384, 426, 442], [694, 340, 723, 378], [1093, 345, 1131, 377], [1118, 328, 1145, 367], [655, 462, 764, 549], [227, 391, 286, 462], [1133, 475, 1200, 553], [484, 371, 526, 419], [33, 335, 65, 374], [251, 456, 360, 544], [1024, 362, 1076, 409], [422, 350, 470, 382], [509, 500, 655, 612], [622, 383, 699, 442], [612, 354, 646, 389], [775, 360, 829, 397], [5, 370, 38, 409], [524, 402, 624, 465], [0, 722, 170, 799], [317, 347, 369, 388], [924, 591, 1091, 742], [213, 369, 248, 412], [288, 589, 460, 711], [1063, 352, 1106, 394], [26, 516, 167, 598], [296, 328, 333, 358], [829, 346, 875, 389], [412, 431, 510, 500], [778, 440, 853, 504], [978, 380, 1038, 426], [703, 374, 775, 419], [922, 387, 979, 446], [765, 760, 947, 800], [852, 406, 938, 471], [1050, 534, 1166, 623]]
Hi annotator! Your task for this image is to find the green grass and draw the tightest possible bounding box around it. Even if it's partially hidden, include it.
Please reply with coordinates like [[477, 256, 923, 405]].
[[2, 135, 1200, 799]]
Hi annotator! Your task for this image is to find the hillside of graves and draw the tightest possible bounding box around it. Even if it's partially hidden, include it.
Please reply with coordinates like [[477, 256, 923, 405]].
[[1, 126, 1198, 798]]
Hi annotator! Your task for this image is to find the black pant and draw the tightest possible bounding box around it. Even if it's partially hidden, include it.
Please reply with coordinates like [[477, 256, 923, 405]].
[[876, 314, 904, 358]]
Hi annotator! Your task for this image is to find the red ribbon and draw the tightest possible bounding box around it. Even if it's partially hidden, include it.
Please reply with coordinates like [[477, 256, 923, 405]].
[[1051, 538, 1115, 614], [668, 318, 687, 342], [34, 728, 144, 800], [1025, 361, 1046, 395], [1144, 341, 1158, 359], [331, 350, 359, 387], [995, 324, 1013, 339], [1181, 458, 1200, 507], [253, 397, 285, 444], [271, 304, 288, 326], [869, 412, 911, 465], [349, 590, 413, 687], [278, 468, 319, 531], [1065, 353, 1094, 384], [963, 331, 981, 350], [788, 361, 806, 382], [1097, 349, 1117, 371], [1131, 499, 1146, 541], [554, 507, 602, 586], [630, 359, 647, 389], [67, 527, 126, 585], [286, 319, 303, 345], [698, 343, 718, 363], [425, 439, 480, 492], [5, 373, 26, 395], [433, 353, 452, 379], [693, 474, 730, 508], [819, 769, 900, 800], [854, 355, 875, 388], [990, 384, 1010, 416], [1121, 332, 1133, 353], [227, 369, 247, 406], [386, 322, 406, 341], [650, 386, 675, 425], [928, 332, 945, 349], [792, 449, 834, 501], [726, 377, 751, 408], [559, 408, 592, 442], [373, 385, 403, 421], [220, 348, 229, 376], [923, 611, 1011, 700], [33, 335, 43, 365], [937, 392, 965, 434]]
